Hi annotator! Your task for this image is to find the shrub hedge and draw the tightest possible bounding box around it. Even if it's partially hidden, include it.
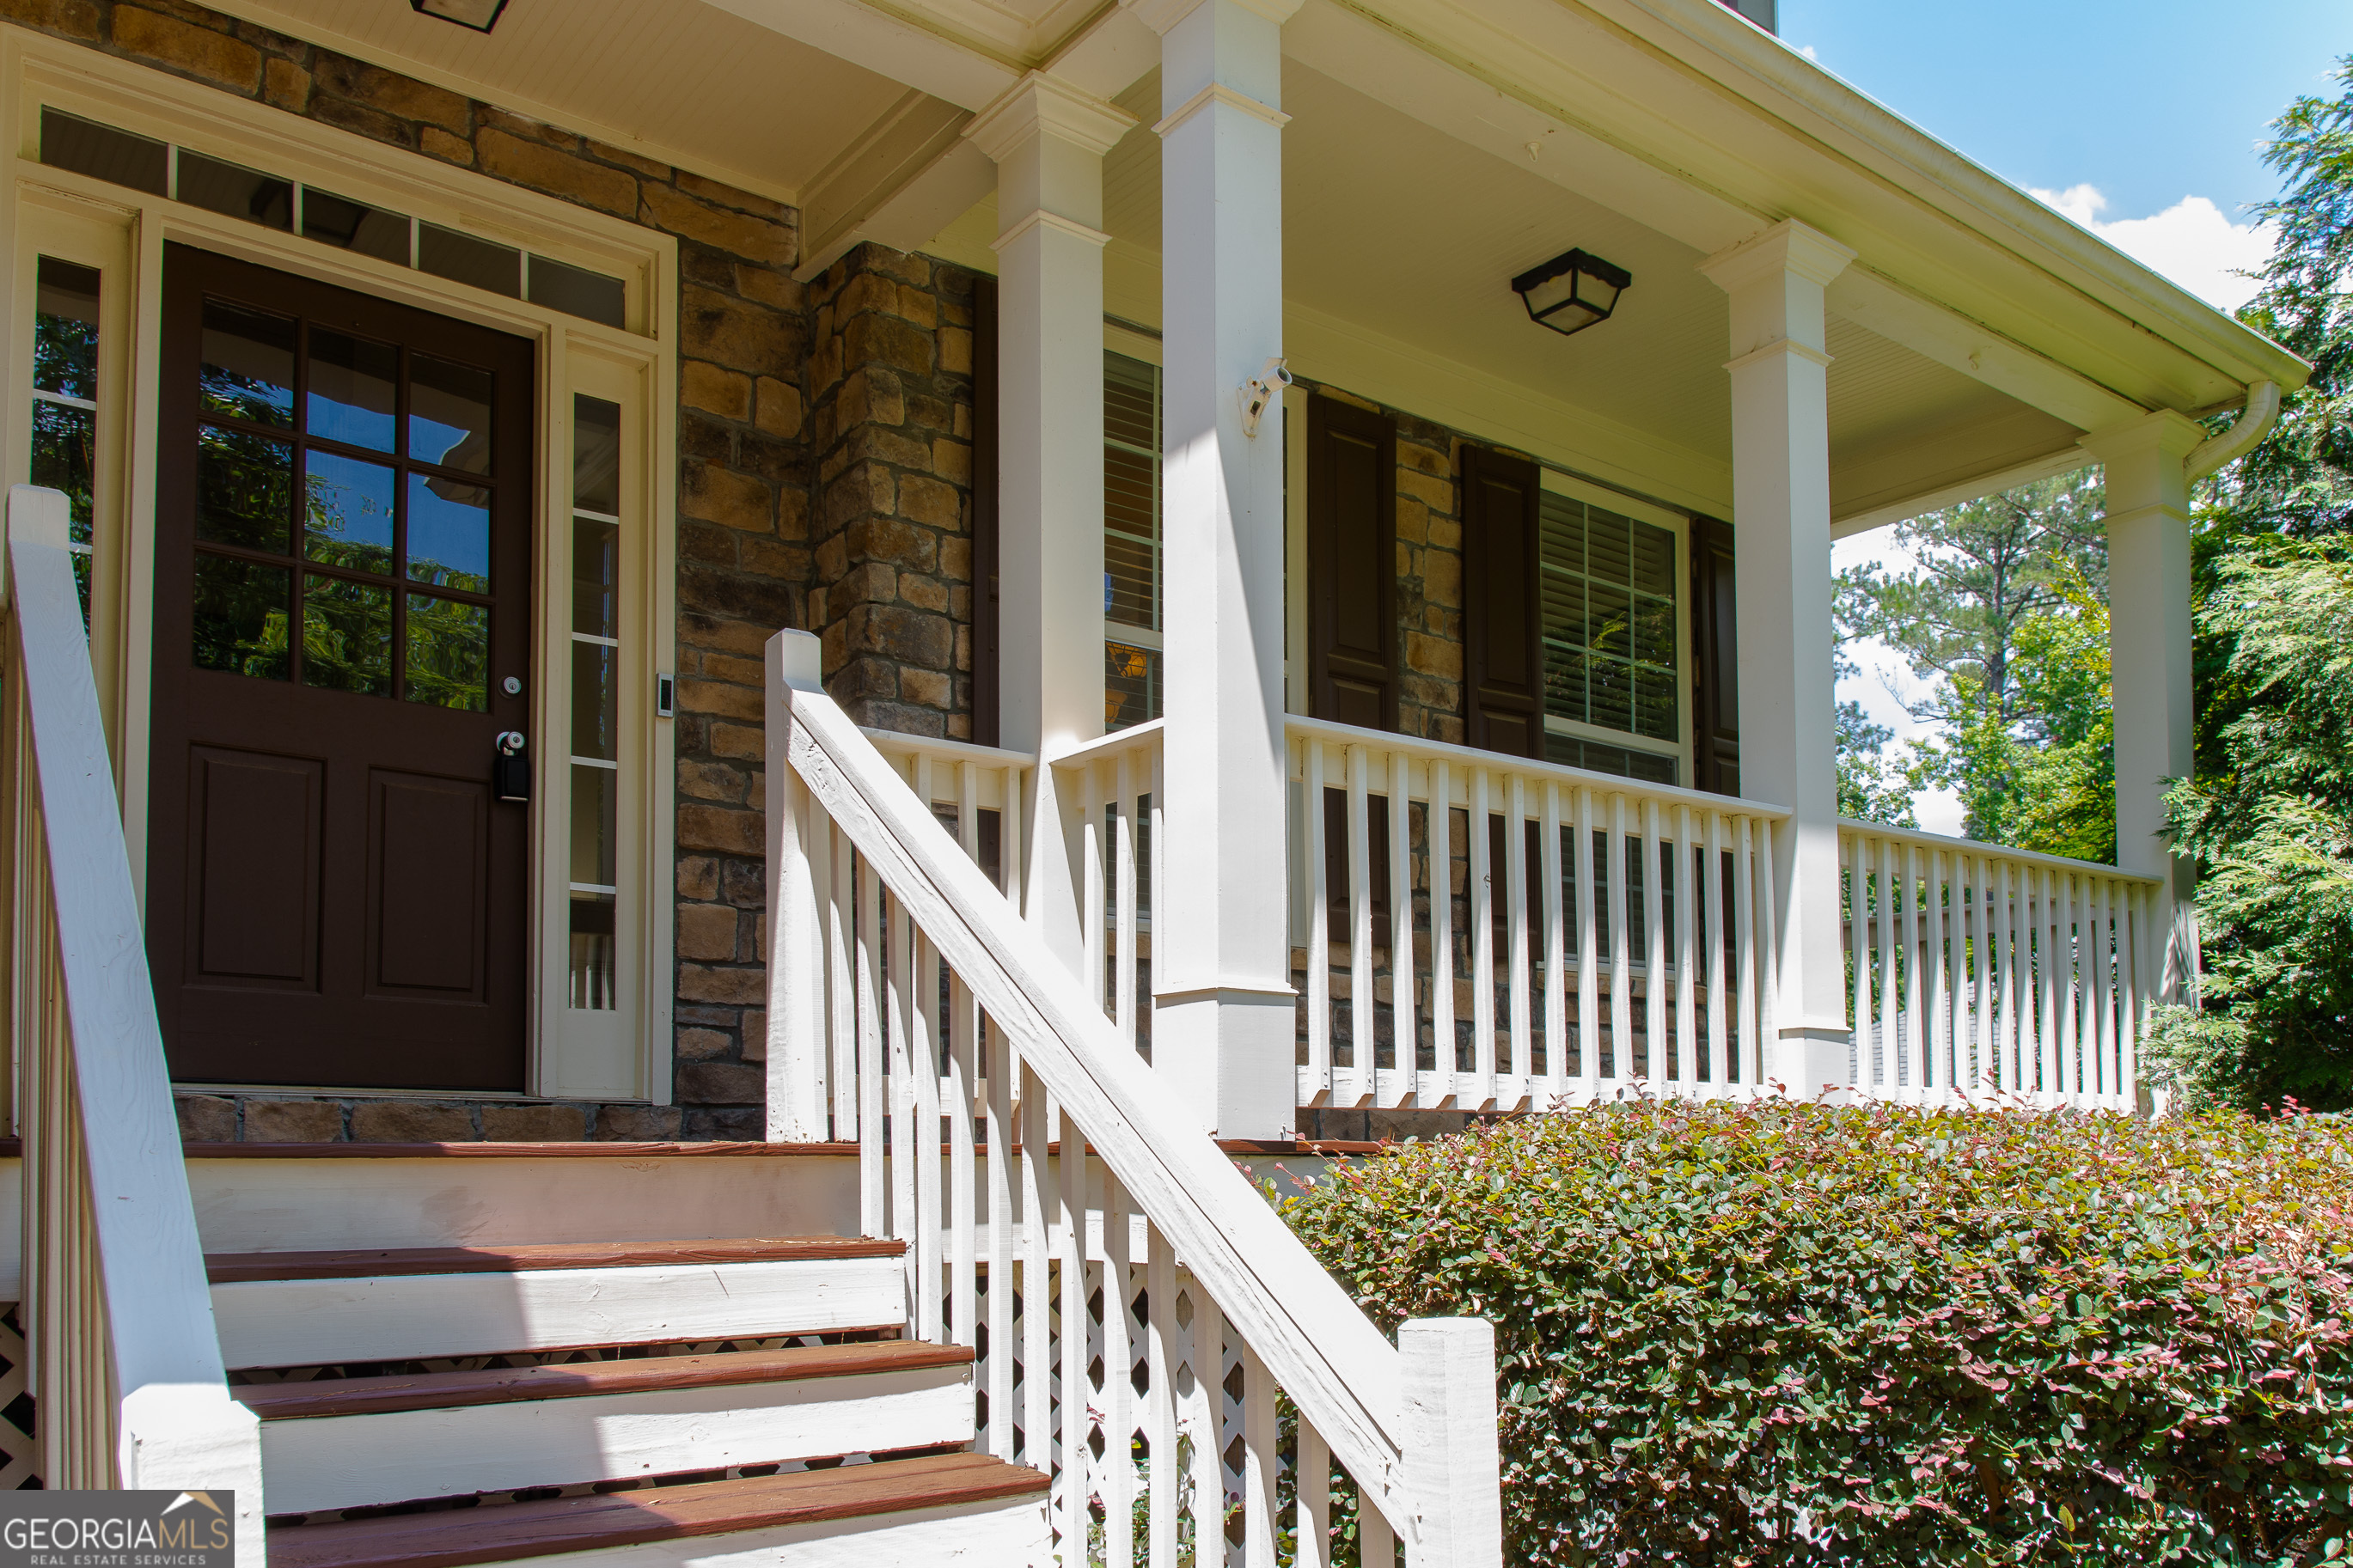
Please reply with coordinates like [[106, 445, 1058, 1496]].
[[1278, 1101, 2353, 1565]]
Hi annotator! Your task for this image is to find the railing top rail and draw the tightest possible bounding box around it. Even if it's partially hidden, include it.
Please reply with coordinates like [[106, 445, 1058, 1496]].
[[1044, 718, 1163, 773], [779, 643, 1409, 1511], [4, 485, 229, 1395], [1837, 815, 2164, 888], [858, 725, 1036, 772], [1284, 711, 1794, 821]]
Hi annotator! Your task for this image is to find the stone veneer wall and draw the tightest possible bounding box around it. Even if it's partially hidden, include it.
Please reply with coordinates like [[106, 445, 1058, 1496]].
[[0, 0, 827, 1141]]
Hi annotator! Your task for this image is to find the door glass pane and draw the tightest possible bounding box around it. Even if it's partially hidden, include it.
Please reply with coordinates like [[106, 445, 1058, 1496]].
[[33, 259, 101, 625], [306, 328, 397, 452], [571, 766, 617, 886], [406, 593, 487, 711], [573, 394, 620, 515], [196, 428, 293, 552], [569, 892, 617, 1010], [304, 451, 395, 570], [406, 473, 491, 590], [34, 259, 99, 400], [1106, 640, 1158, 730], [200, 300, 295, 426], [302, 574, 392, 695], [31, 402, 95, 542], [193, 555, 290, 679], [569, 394, 623, 1012], [573, 517, 618, 639], [409, 355, 493, 473], [571, 640, 615, 761]]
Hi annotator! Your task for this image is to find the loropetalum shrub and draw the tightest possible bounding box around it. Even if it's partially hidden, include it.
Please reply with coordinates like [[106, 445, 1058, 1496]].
[[1277, 1101, 2353, 1565]]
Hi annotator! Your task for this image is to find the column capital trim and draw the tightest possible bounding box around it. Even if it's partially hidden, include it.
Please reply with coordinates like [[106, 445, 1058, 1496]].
[[1699, 219, 1858, 294], [2077, 406, 2207, 466], [1723, 338, 1833, 375], [1152, 81, 1291, 137], [991, 207, 1113, 253], [963, 70, 1136, 162], [1123, 0, 1303, 36]]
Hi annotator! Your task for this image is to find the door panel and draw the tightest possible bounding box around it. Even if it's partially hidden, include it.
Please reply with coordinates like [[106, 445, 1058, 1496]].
[[150, 245, 535, 1089]]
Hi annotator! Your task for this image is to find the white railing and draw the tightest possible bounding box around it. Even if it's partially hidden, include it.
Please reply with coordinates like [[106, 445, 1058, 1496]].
[[1838, 819, 2160, 1110], [766, 633, 1502, 1568], [1286, 716, 1788, 1111], [0, 488, 263, 1536]]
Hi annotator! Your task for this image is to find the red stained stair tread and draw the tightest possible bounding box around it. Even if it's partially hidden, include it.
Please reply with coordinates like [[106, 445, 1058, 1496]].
[[264, 1453, 1049, 1568], [239, 1340, 975, 1421], [208, 1236, 903, 1284]]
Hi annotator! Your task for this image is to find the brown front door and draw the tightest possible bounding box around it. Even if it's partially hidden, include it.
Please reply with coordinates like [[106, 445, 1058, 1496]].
[[150, 245, 535, 1090]]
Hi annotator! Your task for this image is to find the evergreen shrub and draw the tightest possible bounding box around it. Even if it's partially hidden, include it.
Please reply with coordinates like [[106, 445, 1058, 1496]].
[[1278, 1100, 2353, 1565]]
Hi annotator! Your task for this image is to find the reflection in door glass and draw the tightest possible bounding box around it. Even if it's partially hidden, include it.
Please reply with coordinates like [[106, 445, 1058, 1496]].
[[193, 556, 290, 680], [406, 593, 487, 711], [306, 328, 397, 452], [304, 451, 396, 570], [32, 258, 101, 623], [406, 472, 491, 591], [409, 355, 492, 473], [195, 427, 292, 552], [302, 574, 392, 696], [569, 394, 623, 1010], [199, 298, 295, 426]]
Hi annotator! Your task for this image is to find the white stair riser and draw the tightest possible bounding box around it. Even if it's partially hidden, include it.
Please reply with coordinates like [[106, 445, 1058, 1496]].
[[260, 1365, 975, 1514], [512, 1493, 1050, 1568], [214, 1258, 906, 1369]]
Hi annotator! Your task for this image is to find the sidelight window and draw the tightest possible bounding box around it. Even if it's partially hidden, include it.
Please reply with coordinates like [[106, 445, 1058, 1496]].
[[1103, 350, 1160, 729], [30, 258, 101, 624], [568, 395, 622, 1010]]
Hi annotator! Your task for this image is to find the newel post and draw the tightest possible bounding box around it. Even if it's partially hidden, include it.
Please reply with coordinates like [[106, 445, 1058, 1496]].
[[1400, 1317, 1504, 1568], [763, 629, 828, 1139]]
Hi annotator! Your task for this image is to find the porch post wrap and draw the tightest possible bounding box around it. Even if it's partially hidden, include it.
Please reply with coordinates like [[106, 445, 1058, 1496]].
[[1699, 219, 1858, 1092], [1138, 0, 1299, 1138], [966, 71, 1133, 976], [2079, 408, 2204, 1007]]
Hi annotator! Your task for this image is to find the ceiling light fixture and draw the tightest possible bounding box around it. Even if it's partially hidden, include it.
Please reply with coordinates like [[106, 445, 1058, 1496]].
[[1510, 247, 1632, 338], [411, 0, 510, 33]]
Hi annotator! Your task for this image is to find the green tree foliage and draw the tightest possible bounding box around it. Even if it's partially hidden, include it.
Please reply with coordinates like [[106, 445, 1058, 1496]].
[[2158, 58, 2353, 1109], [1833, 697, 1916, 827], [1835, 473, 2114, 854], [1280, 1101, 2353, 1566]]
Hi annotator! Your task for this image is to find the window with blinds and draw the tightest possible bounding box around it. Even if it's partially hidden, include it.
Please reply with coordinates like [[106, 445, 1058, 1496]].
[[1103, 350, 1160, 729], [1539, 490, 1680, 781]]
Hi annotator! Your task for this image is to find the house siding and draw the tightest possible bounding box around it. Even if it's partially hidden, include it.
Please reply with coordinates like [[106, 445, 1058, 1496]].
[[0, 0, 977, 1141]]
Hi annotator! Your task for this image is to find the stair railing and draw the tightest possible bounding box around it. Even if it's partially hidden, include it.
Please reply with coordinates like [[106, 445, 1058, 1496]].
[[765, 630, 1503, 1568], [0, 487, 262, 1541]]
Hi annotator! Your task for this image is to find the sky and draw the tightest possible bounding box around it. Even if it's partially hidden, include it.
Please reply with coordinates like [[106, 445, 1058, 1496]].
[[1795, 0, 2353, 834]]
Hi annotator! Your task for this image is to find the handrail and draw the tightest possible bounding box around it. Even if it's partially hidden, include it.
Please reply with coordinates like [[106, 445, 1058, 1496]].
[[1837, 815, 2163, 887], [770, 631, 1497, 1551], [1, 487, 261, 1538]]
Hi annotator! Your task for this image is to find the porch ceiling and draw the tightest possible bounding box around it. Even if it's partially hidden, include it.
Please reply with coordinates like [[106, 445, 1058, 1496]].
[[205, 0, 920, 204], [946, 60, 2081, 524]]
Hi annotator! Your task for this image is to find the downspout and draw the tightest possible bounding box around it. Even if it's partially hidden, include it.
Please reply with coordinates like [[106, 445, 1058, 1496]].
[[2184, 380, 2282, 481]]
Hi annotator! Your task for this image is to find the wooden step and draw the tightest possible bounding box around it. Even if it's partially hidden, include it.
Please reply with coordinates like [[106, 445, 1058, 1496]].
[[266, 1452, 1051, 1568], [245, 1343, 978, 1516], [212, 1237, 908, 1370]]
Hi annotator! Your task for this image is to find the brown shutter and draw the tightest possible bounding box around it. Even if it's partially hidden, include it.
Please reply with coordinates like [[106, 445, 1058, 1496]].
[[1689, 514, 1739, 796], [970, 277, 1000, 747], [1460, 444, 1544, 758], [1306, 395, 1398, 731]]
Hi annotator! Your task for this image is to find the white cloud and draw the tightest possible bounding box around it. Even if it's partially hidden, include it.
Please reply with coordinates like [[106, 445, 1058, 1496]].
[[1798, 42, 1819, 61], [1830, 534, 1966, 838], [2029, 183, 2272, 312]]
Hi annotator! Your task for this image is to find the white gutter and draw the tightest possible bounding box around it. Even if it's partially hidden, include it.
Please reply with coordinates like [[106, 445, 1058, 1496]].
[[2185, 381, 2283, 482]]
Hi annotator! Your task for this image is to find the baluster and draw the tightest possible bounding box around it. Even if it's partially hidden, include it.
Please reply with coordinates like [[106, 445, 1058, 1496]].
[[1576, 786, 1600, 1098], [1733, 815, 1757, 1090], [1542, 782, 1568, 1105], [1848, 832, 1868, 1095], [1305, 739, 1332, 1104], [1990, 857, 2013, 1095], [1757, 817, 1780, 1073], [1704, 812, 1727, 1094], [2122, 883, 2144, 1103], [1429, 760, 1457, 1098], [2037, 868, 2060, 1105], [1680, 807, 1701, 1095], [2095, 876, 2116, 1104], [1386, 748, 1417, 1109], [1019, 1060, 1052, 1480], [1186, 1285, 1225, 1568], [1927, 848, 1948, 1101], [1085, 762, 1109, 1018], [950, 769, 981, 1348], [1643, 798, 1666, 1096], [857, 855, 885, 1235], [1875, 838, 1898, 1098], [985, 1009, 1015, 1456], [1901, 842, 1923, 1099], [1059, 1096, 1091, 1556], [1117, 749, 1139, 1053], [830, 821, 858, 1139], [1361, 1490, 1397, 1568], [1150, 743, 1164, 1029], [2061, 872, 2081, 1104], [1506, 771, 1532, 1102], [886, 893, 919, 1316], [1470, 768, 1496, 1104], [1607, 793, 1631, 1089], [912, 930, 944, 1343], [1241, 1344, 1277, 1568], [1348, 744, 1375, 1107], [1104, 1178, 1135, 1568], [1147, 1227, 1178, 1568], [1002, 761, 1026, 911], [1297, 1417, 1331, 1568]]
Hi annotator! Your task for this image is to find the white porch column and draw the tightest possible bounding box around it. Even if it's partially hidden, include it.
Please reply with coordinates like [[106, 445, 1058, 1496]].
[[1131, 0, 1300, 1138], [2080, 411, 2203, 1000], [1699, 220, 1856, 1092], [964, 75, 1134, 971]]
